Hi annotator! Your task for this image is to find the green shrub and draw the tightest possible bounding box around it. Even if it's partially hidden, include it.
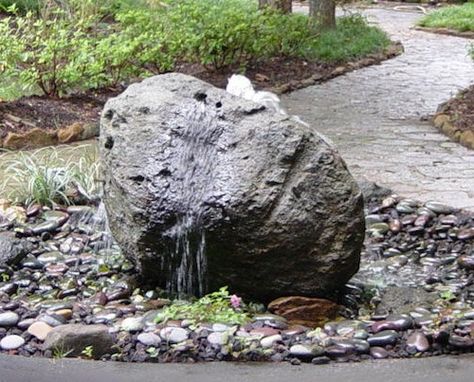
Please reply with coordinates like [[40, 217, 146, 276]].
[[0, 0, 390, 98], [0, 0, 40, 14], [418, 3, 474, 32], [0, 9, 107, 97]]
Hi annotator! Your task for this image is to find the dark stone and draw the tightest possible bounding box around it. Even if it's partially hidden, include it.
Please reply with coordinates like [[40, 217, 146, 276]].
[[0, 232, 34, 266], [100, 73, 365, 301], [43, 324, 114, 358], [375, 287, 438, 315]]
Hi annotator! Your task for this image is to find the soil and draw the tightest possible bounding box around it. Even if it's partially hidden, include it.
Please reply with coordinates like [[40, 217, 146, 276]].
[[0, 48, 399, 144], [437, 85, 474, 135], [0, 88, 122, 141]]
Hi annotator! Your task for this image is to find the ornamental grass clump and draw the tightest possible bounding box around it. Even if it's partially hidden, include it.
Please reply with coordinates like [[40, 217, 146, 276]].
[[0, 145, 100, 207]]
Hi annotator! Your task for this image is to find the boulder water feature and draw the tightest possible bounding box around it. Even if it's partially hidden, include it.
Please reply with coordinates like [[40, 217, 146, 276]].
[[100, 73, 365, 302]]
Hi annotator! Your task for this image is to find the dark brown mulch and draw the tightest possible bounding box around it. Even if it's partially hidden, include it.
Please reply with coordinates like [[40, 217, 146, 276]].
[[437, 85, 474, 134], [0, 51, 392, 140], [188, 57, 334, 91], [0, 87, 123, 140]]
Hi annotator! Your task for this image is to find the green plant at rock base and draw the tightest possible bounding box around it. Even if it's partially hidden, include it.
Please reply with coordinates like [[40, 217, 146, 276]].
[[52, 345, 74, 359], [81, 345, 94, 358], [155, 287, 250, 325], [418, 3, 474, 32], [440, 290, 456, 302], [146, 347, 159, 358]]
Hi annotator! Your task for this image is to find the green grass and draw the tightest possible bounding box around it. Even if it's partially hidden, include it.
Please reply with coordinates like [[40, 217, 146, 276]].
[[418, 3, 474, 32], [306, 15, 390, 62]]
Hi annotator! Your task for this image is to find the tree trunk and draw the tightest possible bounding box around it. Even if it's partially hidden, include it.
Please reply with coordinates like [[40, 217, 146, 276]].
[[309, 0, 336, 30], [258, 0, 292, 13]]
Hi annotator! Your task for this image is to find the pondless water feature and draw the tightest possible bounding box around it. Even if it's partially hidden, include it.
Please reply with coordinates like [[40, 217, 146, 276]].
[[100, 73, 365, 301]]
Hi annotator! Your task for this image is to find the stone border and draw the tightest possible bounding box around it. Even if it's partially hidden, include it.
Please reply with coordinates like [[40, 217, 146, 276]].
[[433, 113, 474, 150], [0, 41, 403, 151], [414, 26, 474, 39], [0, 123, 99, 151], [269, 41, 404, 94]]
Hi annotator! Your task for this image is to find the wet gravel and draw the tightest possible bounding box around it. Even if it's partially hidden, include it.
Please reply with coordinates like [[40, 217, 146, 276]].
[[0, 193, 472, 364]]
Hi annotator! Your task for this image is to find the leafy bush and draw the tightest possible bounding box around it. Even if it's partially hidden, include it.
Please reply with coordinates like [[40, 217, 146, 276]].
[[0, 0, 390, 98], [418, 3, 474, 32], [1, 145, 100, 207], [0, 0, 40, 14], [0, 8, 106, 97], [155, 287, 250, 325]]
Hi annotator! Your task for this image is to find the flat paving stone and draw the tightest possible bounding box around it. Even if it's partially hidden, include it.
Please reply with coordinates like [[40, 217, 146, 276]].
[[284, 7, 474, 211]]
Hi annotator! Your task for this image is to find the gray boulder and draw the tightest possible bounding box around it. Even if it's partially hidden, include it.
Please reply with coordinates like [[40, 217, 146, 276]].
[[100, 73, 365, 302], [0, 232, 33, 266], [43, 324, 114, 358]]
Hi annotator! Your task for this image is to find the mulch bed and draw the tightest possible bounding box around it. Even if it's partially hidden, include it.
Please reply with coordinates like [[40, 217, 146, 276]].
[[434, 85, 474, 150], [0, 43, 402, 148], [0, 88, 122, 141], [437, 85, 474, 134]]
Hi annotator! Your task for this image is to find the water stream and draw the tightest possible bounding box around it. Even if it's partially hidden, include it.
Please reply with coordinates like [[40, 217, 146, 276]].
[[164, 99, 223, 297]]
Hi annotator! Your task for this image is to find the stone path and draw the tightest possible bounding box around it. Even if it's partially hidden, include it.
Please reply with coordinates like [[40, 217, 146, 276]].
[[283, 7, 474, 211], [1, 353, 474, 382]]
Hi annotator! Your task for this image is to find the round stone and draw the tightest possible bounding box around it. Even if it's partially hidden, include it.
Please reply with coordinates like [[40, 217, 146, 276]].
[[27, 321, 53, 341], [0, 335, 25, 350], [458, 228, 474, 241], [137, 332, 161, 346], [260, 334, 282, 348], [211, 323, 229, 332], [121, 317, 144, 332], [159, 327, 188, 343], [37, 252, 65, 265], [425, 201, 452, 215], [367, 330, 399, 346], [289, 344, 325, 360], [406, 331, 429, 352], [0, 312, 19, 327], [370, 346, 388, 359], [208, 332, 229, 346]]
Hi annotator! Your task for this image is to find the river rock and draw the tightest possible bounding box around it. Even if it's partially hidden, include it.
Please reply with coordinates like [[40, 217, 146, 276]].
[[0, 232, 33, 266], [43, 324, 114, 358], [0, 335, 25, 350], [268, 296, 339, 327], [100, 73, 365, 301], [375, 286, 438, 315], [0, 311, 19, 327], [27, 321, 53, 341]]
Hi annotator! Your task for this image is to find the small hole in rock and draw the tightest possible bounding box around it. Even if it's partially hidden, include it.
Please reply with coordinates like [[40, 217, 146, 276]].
[[104, 136, 114, 149], [215, 102, 222, 108], [104, 109, 114, 120], [194, 92, 207, 102]]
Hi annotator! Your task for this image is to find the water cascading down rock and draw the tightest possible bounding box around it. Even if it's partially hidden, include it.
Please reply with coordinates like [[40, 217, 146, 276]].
[[100, 73, 365, 302]]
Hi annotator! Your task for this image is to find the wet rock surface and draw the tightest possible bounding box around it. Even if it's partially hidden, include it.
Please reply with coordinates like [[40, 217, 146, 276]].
[[100, 73, 365, 301], [0, 193, 471, 364]]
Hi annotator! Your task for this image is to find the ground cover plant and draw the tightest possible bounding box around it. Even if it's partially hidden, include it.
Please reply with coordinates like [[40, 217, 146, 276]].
[[418, 2, 474, 32], [0, 0, 390, 100], [155, 287, 251, 325]]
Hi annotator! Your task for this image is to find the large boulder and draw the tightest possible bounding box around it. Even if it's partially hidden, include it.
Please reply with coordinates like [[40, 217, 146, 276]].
[[100, 73, 365, 302]]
